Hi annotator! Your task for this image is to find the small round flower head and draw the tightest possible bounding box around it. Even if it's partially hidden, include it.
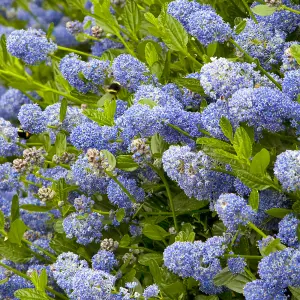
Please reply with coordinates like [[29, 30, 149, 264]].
[[92, 250, 118, 272], [91, 39, 124, 57], [227, 87, 298, 135], [161, 83, 183, 103], [143, 284, 160, 299], [115, 104, 162, 143], [280, 42, 300, 73], [234, 19, 286, 70], [53, 23, 79, 47], [274, 150, 300, 192], [82, 59, 110, 85], [70, 268, 116, 300], [282, 69, 300, 100], [278, 214, 300, 247], [112, 54, 156, 92], [52, 252, 89, 294], [162, 146, 233, 203], [66, 20, 83, 35], [199, 58, 280, 100], [101, 238, 119, 251], [167, 0, 212, 29], [59, 53, 96, 93], [0, 118, 21, 157], [154, 105, 202, 145], [0, 89, 31, 120], [129, 138, 152, 166], [188, 10, 232, 46], [201, 100, 230, 140], [215, 193, 255, 232], [107, 175, 145, 210], [7, 28, 57, 65], [43, 102, 87, 137], [258, 247, 300, 288], [74, 195, 94, 213], [244, 279, 288, 300], [163, 240, 225, 294], [18, 103, 47, 134], [63, 212, 104, 245], [0, 162, 20, 191], [133, 84, 183, 108], [129, 224, 143, 237], [255, 190, 290, 230], [251, 1, 300, 33], [234, 178, 251, 197], [38, 187, 56, 202], [228, 257, 246, 274], [71, 156, 110, 195]]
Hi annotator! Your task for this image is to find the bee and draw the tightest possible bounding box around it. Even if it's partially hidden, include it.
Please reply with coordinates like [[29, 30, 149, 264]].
[[17, 128, 31, 139], [97, 82, 121, 107]]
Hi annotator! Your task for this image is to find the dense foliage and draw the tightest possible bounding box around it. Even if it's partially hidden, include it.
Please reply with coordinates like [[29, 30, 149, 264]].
[[1, 0, 300, 299]]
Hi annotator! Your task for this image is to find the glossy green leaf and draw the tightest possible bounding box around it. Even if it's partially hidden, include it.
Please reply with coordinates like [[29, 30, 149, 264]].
[[143, 224, 169, 241], [116, 155, 139, 171], [266, 208, 293, 218], [59, 98, 68, 122], [249, 189, 259, 211], [8, 219, 28, 245], [233, 127, 252, 159], [122, 0, 142, 38], [250, 148, 270, 175], [251, 4, 277, 16], [11, 194, 20, 222], [219, 117, 233, 142]]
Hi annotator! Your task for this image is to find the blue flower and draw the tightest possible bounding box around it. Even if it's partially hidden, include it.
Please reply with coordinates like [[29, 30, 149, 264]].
[[91, 39, 124, 57], [278, 214, 300, 247], [188, 10, 232, 46], [112, 54, 156, 92], [18, 103, 47, 134], [0, 118, 21, 157], [274, 150, 300, 192], [82, 59, 110, 85], [0, 163, 20, 192], [234, 19, 286, 70], [282, 69, 300, 100], [63, 212, 104, 245], [7, 28, 57, 65], [92, 250, 118, 272], [228, 257, 246, 274], [215, 193, 255, 232], [143, 284, 160, 299]]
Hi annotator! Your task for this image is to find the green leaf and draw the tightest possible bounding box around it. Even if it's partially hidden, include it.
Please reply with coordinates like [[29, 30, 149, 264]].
[[8, 219, 28, 245], [50, 233, 78, 254], [297, 223, 300, 243], [119, 234, 131, 247], [138, 253, 163, 266], [0, 277, 9, 285], [173, 78, 204, 94], [235, 19, 247, 34], [293, 201, 300, 213], [219, 117, 233, 142], [260, 238, 285, 256], [233, 127, 252, 159], [83, 109, 114, 126], [290, 44, 300, 65], [0, 239, 32, 263], [122, 0, 142, 39], [196, 137, 234, 152], [289, 287, 300, 299], [14, 288, 48, 300], [249, 189, 259, 211], [59, 98, 68, 122], [97, 93, 115, 108], [175, 223, 196, 242], [158, 10, 188, 53], [138, 98, 158, 108], [19, 204, 54, 212], [266, 208, 293, 218], [145, 42, 159, 67], [173, 192, 208, 212], [116, 155, 139, 171], [54, 220, 64, 234], [38, 269, 48, 291], [206, 42, 218, 57], [195, 296, 219, 300], [55, 132, 67, 157], [151, 133, 168, 156], [116, 208, 125, 222], [251, 4, 277, 16], [148, 259, 162, 283], [143, 224, 169, 241], [214, 267, 235, 286], [0, 35, 8, 64], [101, 150, 116, 170], [236, 170, 275, 190], [46, 22, 54, 39], [11, 194, 20, 222], [42, 133, 51, 153], [250, 148, 270, 175], [0, 210, 4, 232], [161, 281, 186, 298], [225, 273, 252, 294]]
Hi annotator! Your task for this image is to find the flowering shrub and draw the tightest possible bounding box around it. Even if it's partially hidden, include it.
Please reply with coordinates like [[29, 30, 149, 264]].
[[1, 0, 300, 299]]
